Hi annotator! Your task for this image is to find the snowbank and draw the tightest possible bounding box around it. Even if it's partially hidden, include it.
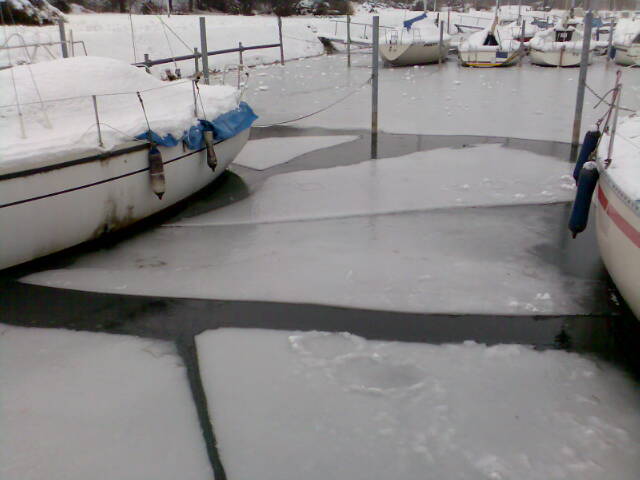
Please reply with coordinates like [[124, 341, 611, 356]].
[[0, 56, 240, 171], [600, 112, 640, 201]]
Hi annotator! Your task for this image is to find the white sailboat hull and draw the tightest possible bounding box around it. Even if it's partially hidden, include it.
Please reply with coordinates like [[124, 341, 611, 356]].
[[379, 41, 449, 66], [0, 129, 250, 270], [613, 44, 640, 66], [529, 47, 590, 67], [595, 173, 640, 319], [458, 49, 521, 67]]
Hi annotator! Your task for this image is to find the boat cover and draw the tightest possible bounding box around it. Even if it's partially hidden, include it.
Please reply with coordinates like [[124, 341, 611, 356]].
[[137, 102, 257, 149], [404, 13, 427, 30]]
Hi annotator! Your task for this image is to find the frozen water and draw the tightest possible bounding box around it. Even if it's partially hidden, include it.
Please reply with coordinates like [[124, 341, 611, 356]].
[[233, 135, 358, 170], [21, 204, 606, 315], [243, 56, 640, 143], [173, 143, 574, 226], [196, 328, 640, 480], [0, 324, 212, 480]]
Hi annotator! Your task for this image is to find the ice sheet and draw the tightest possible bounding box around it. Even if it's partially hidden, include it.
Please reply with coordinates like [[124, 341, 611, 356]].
[[233, 135, 358, 170], [0, 325, 212, 480], [197, 328, 640, 480], [243, 56, 640, 143], [174, 143, 575, 226], [21, 205, 605, 315]]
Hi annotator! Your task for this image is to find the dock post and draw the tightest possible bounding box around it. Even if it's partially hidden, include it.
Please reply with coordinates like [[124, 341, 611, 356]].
[[606, 19, 614, 65], [69, 29, 75, 57], [199, 17, 210, 85], [571, 7, 593, 158], [58, 19, 68, 58], [438, 21, 444, 66], [371, 16, 379, 159], [347, 15, 351, 67], [144, 53, 151, 74], [278, 17, 285, 65]]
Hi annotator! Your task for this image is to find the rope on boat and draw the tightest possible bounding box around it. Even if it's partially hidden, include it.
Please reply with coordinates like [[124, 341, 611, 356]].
[[254, 75, 372, 127], [585, 83, 635, 113]]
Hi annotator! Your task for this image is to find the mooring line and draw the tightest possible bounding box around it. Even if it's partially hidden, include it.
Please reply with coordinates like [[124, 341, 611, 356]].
[[254, 75, 372, 127]]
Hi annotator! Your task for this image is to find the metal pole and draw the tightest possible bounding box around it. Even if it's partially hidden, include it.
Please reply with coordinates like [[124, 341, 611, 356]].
[[278, 17, 285, 65], [92, 95, 104, 147], [518, 0, 522, 24], [58, 19, 68, 58], [606, 18, 614, 64], [144, 53, 151, 74], [194, 47, 200, 75], [570, 7, 593, 154], [69, 29, 75, 57], [347, 15, 351, 67], [238, 42, 244, 89], [371, 16, 379, 159], [447, 9, 450, 34], [607, 72, 622, 160], [438, 21, 444, 65], [199, 17, 210, 85]]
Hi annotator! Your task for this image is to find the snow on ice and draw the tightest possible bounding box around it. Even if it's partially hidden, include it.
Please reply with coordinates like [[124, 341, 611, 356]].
[[22, 203, 605, 315], [0, 325, 212, 480], [197, 328, 640, 480], [173, 143, 575, 226]]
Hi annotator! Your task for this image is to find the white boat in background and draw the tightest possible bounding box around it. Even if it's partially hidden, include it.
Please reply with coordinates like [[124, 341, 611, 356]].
[[0, 57, 255, 270], [613, 18, 640, 66], [529, 20, 593, 67], [458, 19, 523, 67], [379, 13, 450, 67]]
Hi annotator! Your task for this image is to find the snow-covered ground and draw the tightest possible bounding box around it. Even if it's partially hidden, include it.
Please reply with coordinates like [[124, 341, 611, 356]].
[[0, 325, 212, 480], [198, 328, 640, 480]]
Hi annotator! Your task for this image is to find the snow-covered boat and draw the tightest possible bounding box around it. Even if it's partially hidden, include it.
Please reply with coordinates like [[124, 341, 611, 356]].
[[529, 21, 593, 67], [379, 13, 450, 67], [595, 112, 640, 318], [0, 57, 256, 270], [458, 21, 523, 67], [612, 18, 640, 66]]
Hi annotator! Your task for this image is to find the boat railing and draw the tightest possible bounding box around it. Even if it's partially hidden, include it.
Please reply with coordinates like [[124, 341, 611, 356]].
[[1, 66, 250, 147], [329, 18, 395, 40], [1, 33, 88, 64]]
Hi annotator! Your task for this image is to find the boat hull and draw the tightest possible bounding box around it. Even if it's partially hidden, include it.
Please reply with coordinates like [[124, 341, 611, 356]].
[[529, 47, 590, 67], [613, 44, 640, 66], [379, 41, 449, 66], [458, 49, 521, 67], [0, 129, 250, 270], [595, 173, 640, 318]]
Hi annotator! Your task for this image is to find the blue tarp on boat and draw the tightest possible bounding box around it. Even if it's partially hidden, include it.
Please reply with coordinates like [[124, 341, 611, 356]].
[[404, 13, 427, 30], [136, 101, 258, 149]]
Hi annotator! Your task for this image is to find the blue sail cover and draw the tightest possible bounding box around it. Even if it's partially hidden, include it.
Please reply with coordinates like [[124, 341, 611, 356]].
[[403, 13, 427, 30], [136, 101, 258, 149]]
